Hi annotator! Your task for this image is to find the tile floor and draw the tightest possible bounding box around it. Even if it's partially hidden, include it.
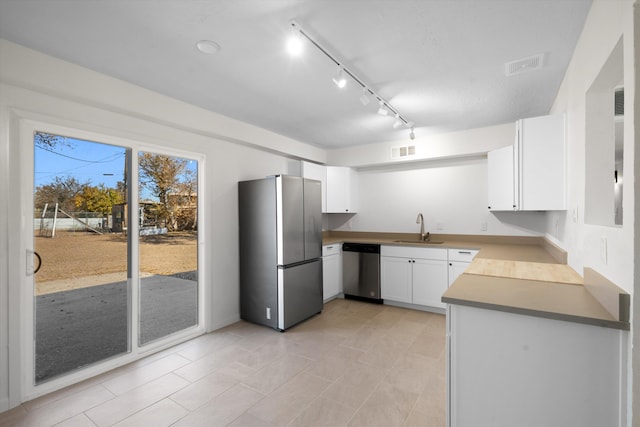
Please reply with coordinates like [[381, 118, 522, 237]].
[[0, 299, 446, 426]]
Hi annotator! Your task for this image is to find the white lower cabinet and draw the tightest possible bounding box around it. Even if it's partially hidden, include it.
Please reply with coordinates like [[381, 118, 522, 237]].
[[381, 246, 447, 309], [322, 244, 342, 301], [380, 256, 413, 303], [447, 249, 479, 286], [412, 258, 448, 308], [448, 305, 626, 427]]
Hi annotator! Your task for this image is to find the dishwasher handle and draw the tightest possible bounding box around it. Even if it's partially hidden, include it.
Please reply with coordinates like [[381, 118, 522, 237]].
[[342, 243, 380, 254]]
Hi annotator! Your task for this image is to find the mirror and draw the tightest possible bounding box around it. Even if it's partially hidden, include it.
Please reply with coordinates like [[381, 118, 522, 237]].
[[585, 37, 623, 227]]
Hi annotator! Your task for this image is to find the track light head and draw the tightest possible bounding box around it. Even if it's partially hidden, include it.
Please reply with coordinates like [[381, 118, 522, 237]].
[[287, 34, 304, 55], [359, 88, 371, 106], [409, 127, 415, 140], [332, 68, 347, 88], [287, 20, 304, 55], [393, 114, 403, 129], [377, 100, 388, 116]]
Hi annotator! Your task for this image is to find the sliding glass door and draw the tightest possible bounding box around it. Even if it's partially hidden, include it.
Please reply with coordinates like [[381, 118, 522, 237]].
[[138, 152, 199, 345], [30, 130, 201, 387], [33, 133, 130, 383]]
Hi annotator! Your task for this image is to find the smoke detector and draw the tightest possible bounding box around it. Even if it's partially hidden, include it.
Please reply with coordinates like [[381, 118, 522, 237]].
[[505, 53, 545, 77]]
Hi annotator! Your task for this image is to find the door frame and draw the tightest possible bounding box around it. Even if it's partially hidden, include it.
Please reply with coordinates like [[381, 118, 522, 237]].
[[11, 116, 206, 403]]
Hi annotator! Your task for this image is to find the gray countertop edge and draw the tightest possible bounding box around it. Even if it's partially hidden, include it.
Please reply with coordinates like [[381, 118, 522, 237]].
[[442, 296, 630, 331]]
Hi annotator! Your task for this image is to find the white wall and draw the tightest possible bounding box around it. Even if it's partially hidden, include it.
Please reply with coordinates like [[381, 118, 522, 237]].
[[329, 156, 546, 236], [0, 39, 322, 410], [546, 0, 634, 294]]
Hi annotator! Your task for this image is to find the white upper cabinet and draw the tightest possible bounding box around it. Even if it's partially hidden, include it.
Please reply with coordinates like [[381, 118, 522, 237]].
[[517, 114, 566, 210], [487, 145, 515, 211], [301, 161, 327, 213], [326, 166, 358, 213], [488, 114, 566, 211]]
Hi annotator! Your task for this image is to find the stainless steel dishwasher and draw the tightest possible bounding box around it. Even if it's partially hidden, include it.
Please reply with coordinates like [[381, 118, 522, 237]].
[[342, 243, 382, 303]]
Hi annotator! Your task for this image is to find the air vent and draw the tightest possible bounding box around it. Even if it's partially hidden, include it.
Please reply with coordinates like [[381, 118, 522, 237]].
[[391, 145, 416, 159], [615, 87, 624, 116], [505, 53, 545, 77]]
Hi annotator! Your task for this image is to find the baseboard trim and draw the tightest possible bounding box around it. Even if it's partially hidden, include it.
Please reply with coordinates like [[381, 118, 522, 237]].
[[0, 396, 10, 414]]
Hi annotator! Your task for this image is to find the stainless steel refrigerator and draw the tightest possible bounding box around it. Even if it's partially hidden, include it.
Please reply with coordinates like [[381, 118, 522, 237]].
[[238, 175, 323, 331]]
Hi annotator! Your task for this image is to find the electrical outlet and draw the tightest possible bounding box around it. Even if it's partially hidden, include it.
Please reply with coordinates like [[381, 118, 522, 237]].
[[266, 307, 271, 320], [436, 222, 443, 230], [481, 221, 487, 231], [572, 205, 578, 223]]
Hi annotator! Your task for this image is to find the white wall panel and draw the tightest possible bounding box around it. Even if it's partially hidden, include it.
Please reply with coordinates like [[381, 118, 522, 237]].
[[333, 157, 545, 236]]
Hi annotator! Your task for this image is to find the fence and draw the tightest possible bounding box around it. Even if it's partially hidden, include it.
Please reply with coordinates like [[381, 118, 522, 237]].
[[35, 204, 109, 236]]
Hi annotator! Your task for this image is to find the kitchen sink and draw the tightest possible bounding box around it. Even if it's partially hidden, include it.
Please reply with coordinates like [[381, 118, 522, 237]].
[[393, 240, 444, 245]]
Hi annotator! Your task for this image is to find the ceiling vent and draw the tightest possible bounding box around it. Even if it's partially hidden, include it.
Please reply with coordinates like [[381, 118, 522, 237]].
[[391, 145, 416, 160], [615, 87, 624, 116], [505, 53, 545, 77]]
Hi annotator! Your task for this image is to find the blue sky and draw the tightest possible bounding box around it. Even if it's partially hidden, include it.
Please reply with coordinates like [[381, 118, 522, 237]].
[[34, 136, 197, 200], [35, 137, 126, 189]]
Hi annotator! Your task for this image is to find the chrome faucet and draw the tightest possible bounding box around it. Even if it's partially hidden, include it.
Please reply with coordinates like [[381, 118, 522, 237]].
[[416, 213, 429, 241]]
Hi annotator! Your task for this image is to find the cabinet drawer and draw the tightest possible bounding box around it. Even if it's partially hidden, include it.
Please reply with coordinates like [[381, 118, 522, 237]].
[[381, 245, 447, 261], [448, 249, 479, 262], [322, 244, 341, 257]]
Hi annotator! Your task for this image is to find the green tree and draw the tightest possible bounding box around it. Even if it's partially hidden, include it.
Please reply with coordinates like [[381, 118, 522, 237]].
[[34, 176, 86, 212], [138, 153, 195, 231], [74, 184, 124, 215]]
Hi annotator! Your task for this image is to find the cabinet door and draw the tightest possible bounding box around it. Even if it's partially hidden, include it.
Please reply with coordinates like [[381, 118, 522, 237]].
[[412, 258, 448, 309], [326, 166, 357, 213], [518, 114, 566, 210], [381, 256, 412, 303], [301, 161, 327, 213], [487, 145, 515, 211], [448, 261, 470, 286], [322, 254, 341, 301]]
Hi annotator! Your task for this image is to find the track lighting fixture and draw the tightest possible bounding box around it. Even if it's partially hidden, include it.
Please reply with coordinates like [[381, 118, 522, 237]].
[[409, 127, 415, 140], [332, 68, 347, 88], [287, 19, 413, 134], [377, 100, 388, 116]]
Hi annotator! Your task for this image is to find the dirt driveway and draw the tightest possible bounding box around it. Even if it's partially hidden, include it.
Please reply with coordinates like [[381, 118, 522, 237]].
[[34, 231, 197, 295]]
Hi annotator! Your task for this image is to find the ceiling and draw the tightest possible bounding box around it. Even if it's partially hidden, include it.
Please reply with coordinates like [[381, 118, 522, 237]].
[[0, 0, 592, 149]]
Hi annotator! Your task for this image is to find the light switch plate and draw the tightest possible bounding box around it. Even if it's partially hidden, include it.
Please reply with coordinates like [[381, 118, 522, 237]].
[[600, 236, 607, 264]]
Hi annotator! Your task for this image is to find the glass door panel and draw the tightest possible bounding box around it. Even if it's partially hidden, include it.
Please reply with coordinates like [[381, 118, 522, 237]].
[[33, 132, 130, 384], [138, 152, 198, 345]]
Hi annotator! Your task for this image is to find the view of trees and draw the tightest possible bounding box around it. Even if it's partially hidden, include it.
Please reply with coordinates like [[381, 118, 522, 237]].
[[34, 132, 197, 232], [34, 132, 69, 149], [75, 184, 124, 215], [34, 176, 125, 215], [139, 153, 197, 231]]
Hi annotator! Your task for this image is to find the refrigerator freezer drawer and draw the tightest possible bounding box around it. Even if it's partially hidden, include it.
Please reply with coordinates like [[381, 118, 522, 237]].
[[277, 259, 323, 330]]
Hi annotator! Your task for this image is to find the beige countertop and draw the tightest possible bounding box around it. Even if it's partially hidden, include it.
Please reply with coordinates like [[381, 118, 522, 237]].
[[323, 231, 629, 330], [322, 231, 563, 263], [442, 274, 628, 330]]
